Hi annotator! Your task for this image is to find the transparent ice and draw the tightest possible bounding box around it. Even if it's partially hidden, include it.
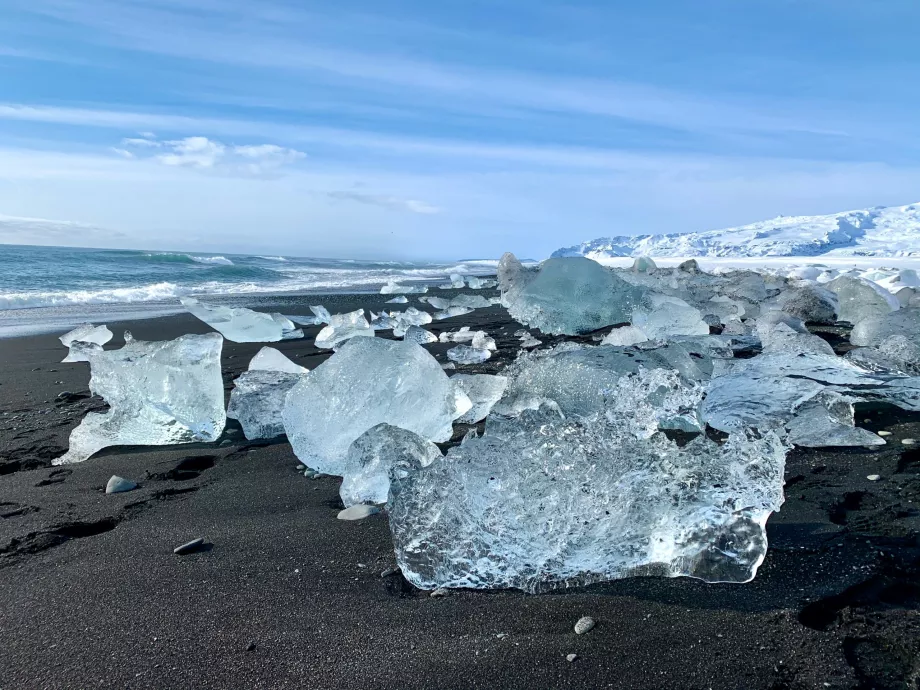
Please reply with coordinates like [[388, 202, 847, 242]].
[[388, 369, 788, 592], [248, 346, 308, 374], [386, 296, 409, 304], [60, 324, 113, 362], [447, 345, 492, 364], [314, 309, 375, 350], [826, 276, 899, 325], [773, 284, 838, 324], [339, 424, 442, 507], [180, 297, 299, 343], [498, 253, 647, 335], [631, 294, 709, 340], [226, 347, 308, 440], [403, 326, 438, 345], [282, 337, 471, 475], [601, 326, 648, 346], [55, 333, 226, 465], [451, 374, 509, 423], [850, 308, 920, 347]]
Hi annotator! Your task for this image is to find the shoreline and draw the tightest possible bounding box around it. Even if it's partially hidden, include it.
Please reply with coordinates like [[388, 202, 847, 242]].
[[2, 290, 919, 688]]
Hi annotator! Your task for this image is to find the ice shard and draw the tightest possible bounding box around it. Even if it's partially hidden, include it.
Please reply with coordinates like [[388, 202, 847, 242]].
[[826, 276, 899, 324], [447, 345, 492, 364], [702, 350, 920, 442], [339, 424, 442, 507], [60, 324, 113, 362], [180, 297, 299, 342], [386, 296, 409, 304], [600, 326, 648, 346], [314, 309, 374, 350], [403, 326, 438, 345], [226, 347, 308, 440], [55, 333, 226, 465], [282, 337, 472, 475], [60, 323, 113, 348], [773, 284, 838, 324], [498, 253, 647, 335], [784, 390, 884, 448], [381, 281, 428, 294], [451, 374, 509, 423], [388, 369, 788, 592], [850, 308, 920, 347], [631, 294, 709, 340]]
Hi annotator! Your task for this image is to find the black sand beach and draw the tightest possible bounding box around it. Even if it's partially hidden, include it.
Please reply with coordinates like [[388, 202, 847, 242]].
[[2, 290, 919, 689]]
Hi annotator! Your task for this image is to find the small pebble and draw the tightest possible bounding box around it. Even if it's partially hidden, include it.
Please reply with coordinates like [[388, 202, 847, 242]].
[[430, 588, 449, 598], [336, 505, 380, 521], [105, 475, 138, 494], [574, 616, 595, 635], [566, 653, 578, 663], [496, 633, 508, 640], [173, 537, 205, 555], [295, 465, 306, 471], [902, 438, 916, 445], [380, 567, 400, 578], [246, 641, 256, 652], [878, 430, 892, 437], [867, 474, 880, 481]]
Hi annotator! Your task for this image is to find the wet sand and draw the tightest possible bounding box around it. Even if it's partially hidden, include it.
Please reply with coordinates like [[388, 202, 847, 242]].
[[1, 290, 919, 689]]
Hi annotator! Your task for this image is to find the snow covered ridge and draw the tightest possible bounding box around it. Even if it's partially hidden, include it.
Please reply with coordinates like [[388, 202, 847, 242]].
[[553, 202, 920, 259]]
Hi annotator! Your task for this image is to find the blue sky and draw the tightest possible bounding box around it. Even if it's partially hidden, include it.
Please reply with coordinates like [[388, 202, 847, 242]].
[[1, 0, 919, 260]]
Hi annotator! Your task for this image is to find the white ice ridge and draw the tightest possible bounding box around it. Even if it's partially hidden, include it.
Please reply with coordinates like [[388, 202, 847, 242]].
[[55, 333, 226, 465], [227, 347, 308, 440], [180, 297, 302, 342], [282, 337, 472, 476], [388, 369, 789, 592], [60, 324, 113, 362]]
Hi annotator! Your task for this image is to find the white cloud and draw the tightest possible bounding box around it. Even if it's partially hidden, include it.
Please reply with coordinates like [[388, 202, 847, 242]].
[[119, 134, 306, 175], [0, 213, 126, 247], [329, 190, 441, 214]]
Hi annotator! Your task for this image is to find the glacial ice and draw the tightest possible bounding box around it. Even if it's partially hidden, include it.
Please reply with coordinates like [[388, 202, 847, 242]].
[[60, 324, 113, 348], [282, 337, 472, 475], [388, 369, 788, 592], [757, 322, 835, 356], [631, 256, 657, 273], [702, 350, 920, 444], [492, 342, 708, 421], [631, 294, 709, 340], [180, 297, 300, 342], [600, 326, 649, 346], [61, 324, 113, 362], [55, 333, 226, 465], [850, 307, 920, 346], [314, 309, 374, 349], [248, 346, 308, 374], [450, 374, 509, 423], [226, 347, 308, 440], [403, 326, 438, 345], [386, 296, 409, 304], [339, 424, 442, 507], [773, 284, 838, 324], [498, 253, 647, 335], [447, 345, 492, 364], [826, 276, 899, 324], [381, 281, 428, 294]]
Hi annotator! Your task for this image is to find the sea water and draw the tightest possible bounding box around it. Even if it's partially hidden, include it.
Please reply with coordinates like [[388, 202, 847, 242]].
[[0, 245, 497, 337]]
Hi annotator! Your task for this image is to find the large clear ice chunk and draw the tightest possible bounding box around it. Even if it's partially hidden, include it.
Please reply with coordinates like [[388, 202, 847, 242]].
[[282, 337, 472, 475], [631, 294, 709, 340], [447, 345, 491, 364], [850, 307, 920, 347], [60, 324, 114, 363], [498, 253, 646, 335], [388, 369, 788, 592], [180, 297, 300, 343], [826, 276, 899, 325], [55, 333, 226, 465], [339, 424, 442, 507]]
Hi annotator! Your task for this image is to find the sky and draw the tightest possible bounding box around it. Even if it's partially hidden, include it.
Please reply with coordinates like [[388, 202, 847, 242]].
[[1, 0, 920, 260]]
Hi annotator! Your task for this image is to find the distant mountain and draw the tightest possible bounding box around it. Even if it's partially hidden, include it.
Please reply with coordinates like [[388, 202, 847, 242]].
[[552, 203, 920, 260]]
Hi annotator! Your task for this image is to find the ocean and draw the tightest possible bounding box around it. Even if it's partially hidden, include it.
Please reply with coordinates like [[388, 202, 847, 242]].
[[0, 245, 499, 337]]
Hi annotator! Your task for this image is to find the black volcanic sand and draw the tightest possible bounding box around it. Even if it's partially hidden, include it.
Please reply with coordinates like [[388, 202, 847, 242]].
[[1, 289, 919, 690]]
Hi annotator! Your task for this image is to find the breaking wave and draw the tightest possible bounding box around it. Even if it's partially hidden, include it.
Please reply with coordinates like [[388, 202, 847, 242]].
[[0, 282, 186, 310]]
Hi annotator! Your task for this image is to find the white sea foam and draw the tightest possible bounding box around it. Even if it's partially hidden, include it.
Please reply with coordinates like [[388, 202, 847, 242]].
[[0, 282, 186, 310]]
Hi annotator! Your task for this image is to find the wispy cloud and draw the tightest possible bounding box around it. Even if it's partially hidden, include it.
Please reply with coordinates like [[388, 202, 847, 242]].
[[0, 213, 126, 247], [328, 190, 440, 214], [119, 134, 306, 175]]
